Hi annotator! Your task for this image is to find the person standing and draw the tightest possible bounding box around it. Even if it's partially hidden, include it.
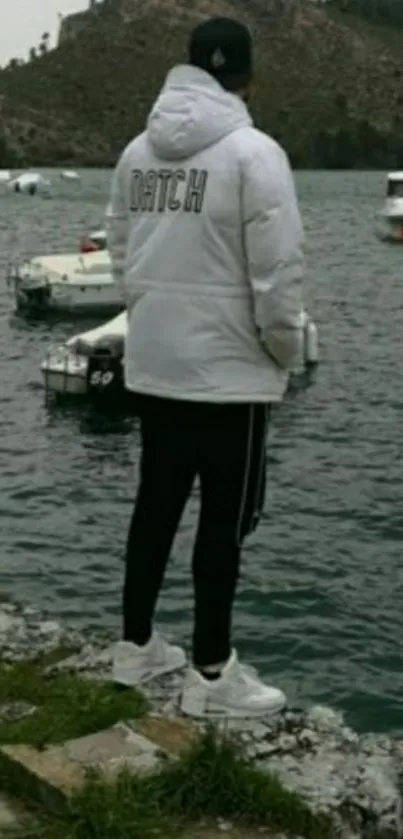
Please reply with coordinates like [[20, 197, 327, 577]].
[[106, 16, 305, 718]]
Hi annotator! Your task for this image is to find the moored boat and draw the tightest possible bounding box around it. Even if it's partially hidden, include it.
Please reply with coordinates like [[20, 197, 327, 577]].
[[40, 310, 319, 401], [7, 250, 122, 315], [41, 312, 126, 396], [377, 171, 403, 243], [7, 172, 51, 196], [60, 170, 80, 181]]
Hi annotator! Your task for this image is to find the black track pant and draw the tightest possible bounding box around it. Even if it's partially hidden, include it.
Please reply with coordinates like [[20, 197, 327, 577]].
[[123, 395, 270, 668]]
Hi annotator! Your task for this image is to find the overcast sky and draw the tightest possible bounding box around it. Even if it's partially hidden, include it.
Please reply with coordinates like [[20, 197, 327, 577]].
[[0, 0, 87, 65]]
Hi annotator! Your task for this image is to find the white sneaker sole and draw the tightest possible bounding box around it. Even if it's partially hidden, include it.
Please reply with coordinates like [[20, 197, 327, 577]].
[[180, 695, 286, 719], [113, 656, 186, 687]]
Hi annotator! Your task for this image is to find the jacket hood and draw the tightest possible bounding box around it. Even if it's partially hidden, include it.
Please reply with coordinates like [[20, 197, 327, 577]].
[[147, 64, 252, 161]]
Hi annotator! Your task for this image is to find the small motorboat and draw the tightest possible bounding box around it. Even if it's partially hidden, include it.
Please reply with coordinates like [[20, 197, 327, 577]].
[[377, 172, 403, 243], [60, 170, 80, 181], [40, 311, 319, 401], [7, 250, 122, 315], [41, 312, 127, 396], [7, 172, 51, 196], [80, 229, 107, 253]]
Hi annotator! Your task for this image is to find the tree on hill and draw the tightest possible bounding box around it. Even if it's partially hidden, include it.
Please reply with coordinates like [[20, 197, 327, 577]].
[[6, 58, 22, 70], [38, 32, 50, 55], [0, 134, 23, 167]]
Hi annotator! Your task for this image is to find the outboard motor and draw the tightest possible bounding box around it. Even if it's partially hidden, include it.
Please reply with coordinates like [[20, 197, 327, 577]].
[[86, 334, 124, 399], [303, 319, 319, 370]]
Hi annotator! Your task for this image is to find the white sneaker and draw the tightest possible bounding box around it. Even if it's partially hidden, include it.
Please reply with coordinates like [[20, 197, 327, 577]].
[[180, 649, 286, 719], [112, 633, 186, 687]]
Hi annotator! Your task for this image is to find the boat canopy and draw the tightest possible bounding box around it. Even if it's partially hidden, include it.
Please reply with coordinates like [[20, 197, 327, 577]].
[[66, 312, 127, 349]]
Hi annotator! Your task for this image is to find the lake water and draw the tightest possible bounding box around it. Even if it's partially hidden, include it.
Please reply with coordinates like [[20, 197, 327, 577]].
[[1, 169, 402, 735]]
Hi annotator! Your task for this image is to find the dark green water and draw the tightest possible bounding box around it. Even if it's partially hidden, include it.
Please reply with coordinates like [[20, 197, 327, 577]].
[[1, 169, 402, 735]]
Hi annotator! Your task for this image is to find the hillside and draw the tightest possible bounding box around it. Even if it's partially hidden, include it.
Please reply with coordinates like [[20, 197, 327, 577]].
[[328, 0, 403, 28], [1, 0, 403, 168]]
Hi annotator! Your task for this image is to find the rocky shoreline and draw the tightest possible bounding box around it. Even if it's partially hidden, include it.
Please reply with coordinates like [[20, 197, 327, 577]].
[[1, 601, 402, 839]]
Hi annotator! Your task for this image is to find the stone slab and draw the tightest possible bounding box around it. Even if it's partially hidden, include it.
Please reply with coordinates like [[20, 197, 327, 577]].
[[135, 714, 198, 754], [61, 722, 163, 774], [0, 720, 169, 811], [0, 742, 85, 812]]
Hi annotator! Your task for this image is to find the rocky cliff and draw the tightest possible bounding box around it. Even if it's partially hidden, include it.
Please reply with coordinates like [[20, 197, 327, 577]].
[[0, 0, 403, 168], [1, 600, 403, 839]]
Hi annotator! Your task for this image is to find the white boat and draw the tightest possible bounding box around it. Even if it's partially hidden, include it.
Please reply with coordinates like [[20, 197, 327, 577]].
[[41, 312, 126, 395], [7, 250, 122, 315], [60, 170, 80, 181], [7, 171, 51, 196], [40, 311, 319, 400], [377, 172, 403, 243]]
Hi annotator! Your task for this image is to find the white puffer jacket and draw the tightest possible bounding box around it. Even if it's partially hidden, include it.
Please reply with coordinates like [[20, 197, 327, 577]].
[[106, 64, 305, 402]]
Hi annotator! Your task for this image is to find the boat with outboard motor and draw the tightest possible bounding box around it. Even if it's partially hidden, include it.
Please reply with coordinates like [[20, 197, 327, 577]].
[[40, 310, 319, 401], [7, 172, 52, 196], [377, 171, 403, 243], [7, 249, 122, 315]]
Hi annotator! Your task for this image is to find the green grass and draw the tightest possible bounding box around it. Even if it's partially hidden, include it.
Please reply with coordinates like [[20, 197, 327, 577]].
[[3, 729, 334, 839], [0, 655, 147, 748]]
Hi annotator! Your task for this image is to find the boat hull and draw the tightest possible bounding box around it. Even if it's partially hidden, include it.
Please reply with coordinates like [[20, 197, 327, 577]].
[[14, 279, 123, 314], [42, 351, 125, 400], [41, 346, 88, 394], [43, 369, 89, 396]]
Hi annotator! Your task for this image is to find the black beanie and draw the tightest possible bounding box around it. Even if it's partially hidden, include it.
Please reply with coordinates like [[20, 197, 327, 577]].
[[189, 17, 253, 85]]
